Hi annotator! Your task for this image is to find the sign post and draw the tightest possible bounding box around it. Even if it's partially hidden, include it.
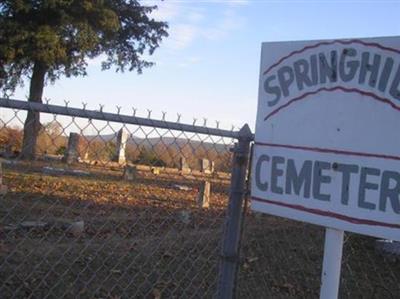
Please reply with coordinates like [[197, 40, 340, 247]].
[[251, 36, 400, 298], [320, 228, 344, 299]]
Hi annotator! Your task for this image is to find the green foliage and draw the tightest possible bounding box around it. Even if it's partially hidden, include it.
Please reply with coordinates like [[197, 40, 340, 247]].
[[136, 146, 166, 167], [55, 145, 66, 156], [0, 0, 168, 95]]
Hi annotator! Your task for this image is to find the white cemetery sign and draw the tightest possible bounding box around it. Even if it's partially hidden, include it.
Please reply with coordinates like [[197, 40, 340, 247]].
[[251, 36, 400, 298]]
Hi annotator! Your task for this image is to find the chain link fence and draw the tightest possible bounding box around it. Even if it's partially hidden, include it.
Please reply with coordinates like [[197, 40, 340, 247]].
[[0, 98, 245, 298], [1, 98, 399, 298], [238, 212, 400, 298]]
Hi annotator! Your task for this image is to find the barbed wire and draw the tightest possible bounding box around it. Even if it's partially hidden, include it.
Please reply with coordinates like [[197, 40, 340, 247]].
[[0, 98, 398, 298]]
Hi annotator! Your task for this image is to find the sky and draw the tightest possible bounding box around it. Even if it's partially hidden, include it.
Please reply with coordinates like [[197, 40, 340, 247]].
[[11, 0, 400, 132]]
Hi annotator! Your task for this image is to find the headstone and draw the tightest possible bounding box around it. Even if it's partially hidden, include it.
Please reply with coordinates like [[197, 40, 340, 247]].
[[64, 133, 81, 164], [179, 157, 190, 173], [20, 221, 48, 229], [375, 240, 400, 257], [199, 158, 214, 174], [173, 184, 192, 191], [178, 210, 191, 224], [210, 161, 215, 173], [0, 160, 8, 195], [151, 167, 160, 175], [113, 129, 128, 164], [4, 145, 13, 158], [67, 220, 85, 237], [197, 181, 210, 208], [123, 165, 137, 181]]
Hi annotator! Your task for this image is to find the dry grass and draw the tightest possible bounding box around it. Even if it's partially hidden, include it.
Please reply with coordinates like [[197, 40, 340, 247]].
[[1, 162, 229, 298], [1, 161, 399, 298]]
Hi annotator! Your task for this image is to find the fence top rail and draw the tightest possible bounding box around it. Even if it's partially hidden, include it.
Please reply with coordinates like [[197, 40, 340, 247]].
[[0, 98, 253, 140]]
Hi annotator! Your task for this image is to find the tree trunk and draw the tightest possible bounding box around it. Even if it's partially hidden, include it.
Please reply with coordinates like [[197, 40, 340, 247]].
[[20, 61, 47, 160]]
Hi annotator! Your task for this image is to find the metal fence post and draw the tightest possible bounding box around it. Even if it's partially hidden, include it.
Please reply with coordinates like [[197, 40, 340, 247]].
[[217, 124, 253, 299]]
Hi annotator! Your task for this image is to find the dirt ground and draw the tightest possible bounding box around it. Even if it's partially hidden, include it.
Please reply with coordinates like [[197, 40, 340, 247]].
[[238, 217, 400, 298], [0, 161, 229, 299], [0, 161, 399, 298]]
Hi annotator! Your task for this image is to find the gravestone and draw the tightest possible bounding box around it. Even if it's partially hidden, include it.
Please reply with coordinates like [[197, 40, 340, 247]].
[[210, 161, 215, 173], [123, 165, 137, 181], [197, 181, 210, 208], [151, 167, 160, 175], [199, 158, 214, 174], [64, 133, 81, 164], [0, 160, 8, 195], [83, 151, 89, 161], [113, 129, 128, 164], [179, 157, 190, 173], [4, 145, 13, 158], [375, 240, 400, 258]]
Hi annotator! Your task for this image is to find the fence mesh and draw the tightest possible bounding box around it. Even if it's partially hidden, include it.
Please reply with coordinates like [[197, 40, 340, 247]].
[[1, 99, 400, 298], [0, 102, 235, 298], [237, 210, 400, 298]]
